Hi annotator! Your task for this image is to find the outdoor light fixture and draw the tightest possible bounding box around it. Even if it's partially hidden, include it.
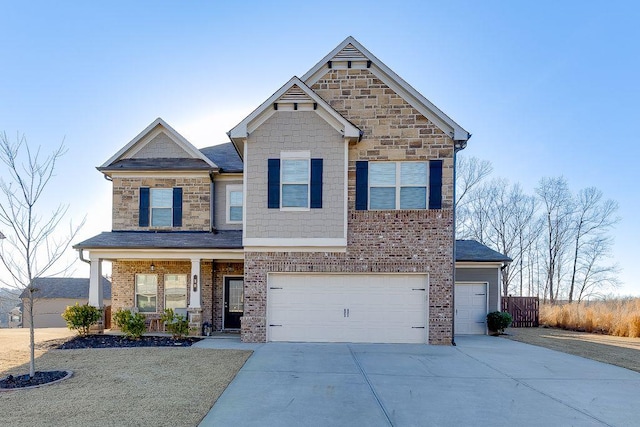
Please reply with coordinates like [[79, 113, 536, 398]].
[[193, 274, 198, 292], [150, 262, 155, 272]]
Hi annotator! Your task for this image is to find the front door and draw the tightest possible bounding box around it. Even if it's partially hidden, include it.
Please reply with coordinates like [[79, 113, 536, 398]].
[[224, 277, 244, 329]]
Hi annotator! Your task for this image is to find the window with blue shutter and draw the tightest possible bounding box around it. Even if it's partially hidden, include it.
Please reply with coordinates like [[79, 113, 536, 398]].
[[367, 162, 428, 210], [139, 187, 150, 227], [267, 159, 280, 208], [310, 159, 323, 209], [172, 187, 182, 226], [355, 161, 368, 210], [428, 160, 443, 209]]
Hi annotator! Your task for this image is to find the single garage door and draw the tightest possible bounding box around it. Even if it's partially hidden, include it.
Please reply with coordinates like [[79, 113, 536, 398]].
[[267, 273, 428, 343], [454, 282, 487, 335]]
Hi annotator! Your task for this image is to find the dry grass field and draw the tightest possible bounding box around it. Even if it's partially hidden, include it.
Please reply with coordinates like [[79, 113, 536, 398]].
[[540, 298, 640, 337], [0, 328, 251, 426]]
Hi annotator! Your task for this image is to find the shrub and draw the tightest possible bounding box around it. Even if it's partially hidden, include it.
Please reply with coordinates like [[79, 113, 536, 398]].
[[113, 309, 146, 339], [487, 311, 513, 335], [160, 308, 189, 339], [62, 303, 103, 336]]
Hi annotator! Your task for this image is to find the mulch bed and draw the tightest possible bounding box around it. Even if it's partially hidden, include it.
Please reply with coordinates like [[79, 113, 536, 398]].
[[0, 371, 70, 390], [56, 334, 203, 349], [1, 334, 203, 390]]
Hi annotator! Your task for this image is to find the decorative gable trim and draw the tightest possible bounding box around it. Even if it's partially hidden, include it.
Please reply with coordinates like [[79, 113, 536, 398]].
[[100, 118, 218, 169], [228, 77, 361, 158], [302, 36, 471, 143]]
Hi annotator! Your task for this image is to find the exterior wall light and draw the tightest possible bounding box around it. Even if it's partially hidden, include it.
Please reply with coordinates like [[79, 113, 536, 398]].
[[193, 274, 198, 292]]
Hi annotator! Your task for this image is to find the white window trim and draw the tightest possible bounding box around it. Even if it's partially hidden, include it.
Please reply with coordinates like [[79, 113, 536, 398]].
[[164, 274, 188, 310], [280, 150, 311, 211], [226, 184, 243, 224], [150, 188, 173, 227], [135, 273, 158, 313], [368, 161, 428, 210]]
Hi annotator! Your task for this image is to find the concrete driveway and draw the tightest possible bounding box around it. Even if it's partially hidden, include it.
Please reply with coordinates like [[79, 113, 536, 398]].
[[199, 336, 640, 426]]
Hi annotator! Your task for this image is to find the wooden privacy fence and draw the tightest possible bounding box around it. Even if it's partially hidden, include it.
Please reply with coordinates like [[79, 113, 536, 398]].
[[501, 296, 539, 327]]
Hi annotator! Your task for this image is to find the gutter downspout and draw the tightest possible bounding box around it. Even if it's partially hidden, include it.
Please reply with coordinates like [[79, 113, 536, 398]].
[[77, 248, 90, 264], [451, 137, 469, 346], [209, 171, 217, 233]]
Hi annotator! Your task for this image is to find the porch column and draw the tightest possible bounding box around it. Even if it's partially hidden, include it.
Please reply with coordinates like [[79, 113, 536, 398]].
[[189, 258, 201, 309], [89, 258, 103, 308], [188, 258, 203, 334]]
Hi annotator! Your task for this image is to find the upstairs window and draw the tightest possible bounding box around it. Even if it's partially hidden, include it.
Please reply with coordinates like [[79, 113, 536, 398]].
[[268, 152, 323, 210], [151, 189, 173, 226], [369, 162, 428, 210], [227, 185, 243, 223], [281, 158, 309, 208], [357, 160, 441, 211], [139, 187, 182, 227]]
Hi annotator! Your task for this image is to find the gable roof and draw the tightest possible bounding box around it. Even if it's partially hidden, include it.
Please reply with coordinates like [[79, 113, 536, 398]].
[[228, 77, 361, 157], [200, 143, 243, 173], [99, 118, 218, 172], [20, 277, 112, 300], [302, 36, 470, 144], [455, 240, 512, 263]]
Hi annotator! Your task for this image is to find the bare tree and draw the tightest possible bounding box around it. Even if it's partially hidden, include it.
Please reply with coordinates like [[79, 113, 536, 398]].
[[567, 187, 619, 302], [0, 132, 84, 377], [535, 177, 574, 303], [455, 155, 493, 209]]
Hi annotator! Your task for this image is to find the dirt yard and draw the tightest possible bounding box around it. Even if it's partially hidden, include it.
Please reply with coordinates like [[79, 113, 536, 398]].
[[504, 326, 640, 373], [0, 328, 251, 426]]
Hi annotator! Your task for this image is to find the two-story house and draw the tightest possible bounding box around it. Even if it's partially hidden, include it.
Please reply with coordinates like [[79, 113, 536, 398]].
[[75, 37, 510, 344]]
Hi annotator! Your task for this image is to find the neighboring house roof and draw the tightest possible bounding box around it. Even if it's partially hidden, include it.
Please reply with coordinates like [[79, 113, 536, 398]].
[[74, 231, 243, 250], [455, 240, 512, 263], [302, 36, 470, 144], [200, 143, 243, 173], [98, 118, 218, 172], [19, 277, 112, 300], [228, 76, 361, 157]]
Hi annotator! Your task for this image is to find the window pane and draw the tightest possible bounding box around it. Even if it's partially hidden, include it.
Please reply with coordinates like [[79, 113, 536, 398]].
[[401, 162, 427, 186], [400, 187, 427, 209], [152, 208, 172, 226], [230, 206, 243, 221], [282, 160, 308, 182], [369, 163, 396, 186], [230, 191, 242, 206], [151, 189, 172, 208], [136, 274, 157, 313], [370, 187, 396, 209], [228, 280, 244, 313], [282, 184, 308, 207]]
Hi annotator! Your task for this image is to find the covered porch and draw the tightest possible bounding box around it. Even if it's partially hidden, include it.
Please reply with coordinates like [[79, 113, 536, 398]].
[[74, 231, 244, 334]]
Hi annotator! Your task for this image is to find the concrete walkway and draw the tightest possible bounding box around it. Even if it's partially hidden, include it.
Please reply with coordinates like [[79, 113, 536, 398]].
[[199, 336, 640, 426]]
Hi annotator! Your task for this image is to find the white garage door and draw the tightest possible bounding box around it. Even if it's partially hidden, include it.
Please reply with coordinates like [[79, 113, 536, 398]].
[[455, 283, 487, 335], [267, 273, 428, 343]]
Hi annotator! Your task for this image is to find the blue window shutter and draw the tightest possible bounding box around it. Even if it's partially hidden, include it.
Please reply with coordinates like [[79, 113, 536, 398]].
[[429, 160, 443, 209], [173, 187, 183, 227], [310, 159, 323, 209], [139, 187, 150, 227], [355, 161, 368, 210], [268, 159, 280, 209]]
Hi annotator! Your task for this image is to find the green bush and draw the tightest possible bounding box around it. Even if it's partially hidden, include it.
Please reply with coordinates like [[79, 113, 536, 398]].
[[160, 308, 189, 339], [62, 303, 103, 336], [113, 308, 146, 339], [487, 311, 513, 335]]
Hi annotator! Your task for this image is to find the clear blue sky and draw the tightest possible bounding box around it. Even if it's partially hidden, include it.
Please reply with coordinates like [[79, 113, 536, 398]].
[[1, 1, 639, 295]]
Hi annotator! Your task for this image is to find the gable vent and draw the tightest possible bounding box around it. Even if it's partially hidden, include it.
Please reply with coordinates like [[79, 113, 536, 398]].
[[278, 85, 313, 103], [334, 44, 366, 60]]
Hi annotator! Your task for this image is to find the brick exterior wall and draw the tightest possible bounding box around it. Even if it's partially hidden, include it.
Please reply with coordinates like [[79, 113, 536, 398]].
[[112, 176, 211, 231], [242, 68, 456, 345]]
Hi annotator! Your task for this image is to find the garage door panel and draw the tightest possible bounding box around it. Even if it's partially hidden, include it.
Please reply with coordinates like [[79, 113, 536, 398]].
[[267, 274, 428, 343]]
